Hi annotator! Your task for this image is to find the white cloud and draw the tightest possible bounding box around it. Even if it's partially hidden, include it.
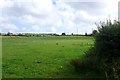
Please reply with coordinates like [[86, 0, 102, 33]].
[[31, 25, 41, 32], [0, 0, 5, 9], [0, 0, 119, 34], [0, 22, 18, 32]]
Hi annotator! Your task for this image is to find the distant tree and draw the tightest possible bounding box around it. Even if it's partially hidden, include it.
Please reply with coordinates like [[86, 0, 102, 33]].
[[71, 33, 73, 36], [18, 33, 23, 36], [85, 33, 87, 36], [25, 33, 30, 37], [37, 35, 39, 37], [61, 33, 66, 36], [7, 32, 13, 36], [7, 32, 10, 36]]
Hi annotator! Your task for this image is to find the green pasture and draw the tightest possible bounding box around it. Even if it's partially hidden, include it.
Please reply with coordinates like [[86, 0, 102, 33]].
[[2, 36, 95, 78]]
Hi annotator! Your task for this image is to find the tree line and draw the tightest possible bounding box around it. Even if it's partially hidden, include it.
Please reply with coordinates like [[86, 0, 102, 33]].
[[0, 30, 98, 37]]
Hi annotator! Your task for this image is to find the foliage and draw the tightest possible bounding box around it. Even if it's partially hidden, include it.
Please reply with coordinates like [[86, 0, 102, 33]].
[[95, 22, 120, 58], [85, 33, 87, 36], [71, 21, 120, 79], [92, 30, 98, 36], [94, 21, 120, 79], [87, 21, 120, 79], [61, 33, 66, 36], [6, 32, 13, 36], [18, 33, 24, 36]]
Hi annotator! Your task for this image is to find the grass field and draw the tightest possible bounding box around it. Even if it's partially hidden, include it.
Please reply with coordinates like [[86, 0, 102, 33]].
[[2, 36, 96, 78]]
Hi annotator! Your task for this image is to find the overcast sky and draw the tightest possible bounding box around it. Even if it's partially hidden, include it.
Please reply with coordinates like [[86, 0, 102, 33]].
[[0, 0, 119, 34]]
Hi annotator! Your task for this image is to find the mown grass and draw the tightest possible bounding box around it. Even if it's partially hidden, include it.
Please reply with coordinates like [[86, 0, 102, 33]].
[[2, 36, 95, 78]]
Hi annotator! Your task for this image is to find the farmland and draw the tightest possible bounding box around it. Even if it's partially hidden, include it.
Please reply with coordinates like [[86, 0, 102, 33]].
[[2, 36, 96, 78]]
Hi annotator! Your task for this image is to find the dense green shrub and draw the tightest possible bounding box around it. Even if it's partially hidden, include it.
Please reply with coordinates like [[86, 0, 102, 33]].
[[88, 22, 120, 79], [71, 21, 120, 79], [92, 30, 98, 36], [95, 23, 120, 59]]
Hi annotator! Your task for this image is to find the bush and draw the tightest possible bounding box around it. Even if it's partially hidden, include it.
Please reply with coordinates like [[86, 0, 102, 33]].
[[71, 21, 120, 79], [92, 30, 98, 36], [95, 23, 120, 59], [87, 21, 120, 79], [84, 47, 99, 70]]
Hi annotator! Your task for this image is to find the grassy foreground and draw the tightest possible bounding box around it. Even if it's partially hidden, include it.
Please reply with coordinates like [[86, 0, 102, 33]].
[[2, 36, 94, 78]]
